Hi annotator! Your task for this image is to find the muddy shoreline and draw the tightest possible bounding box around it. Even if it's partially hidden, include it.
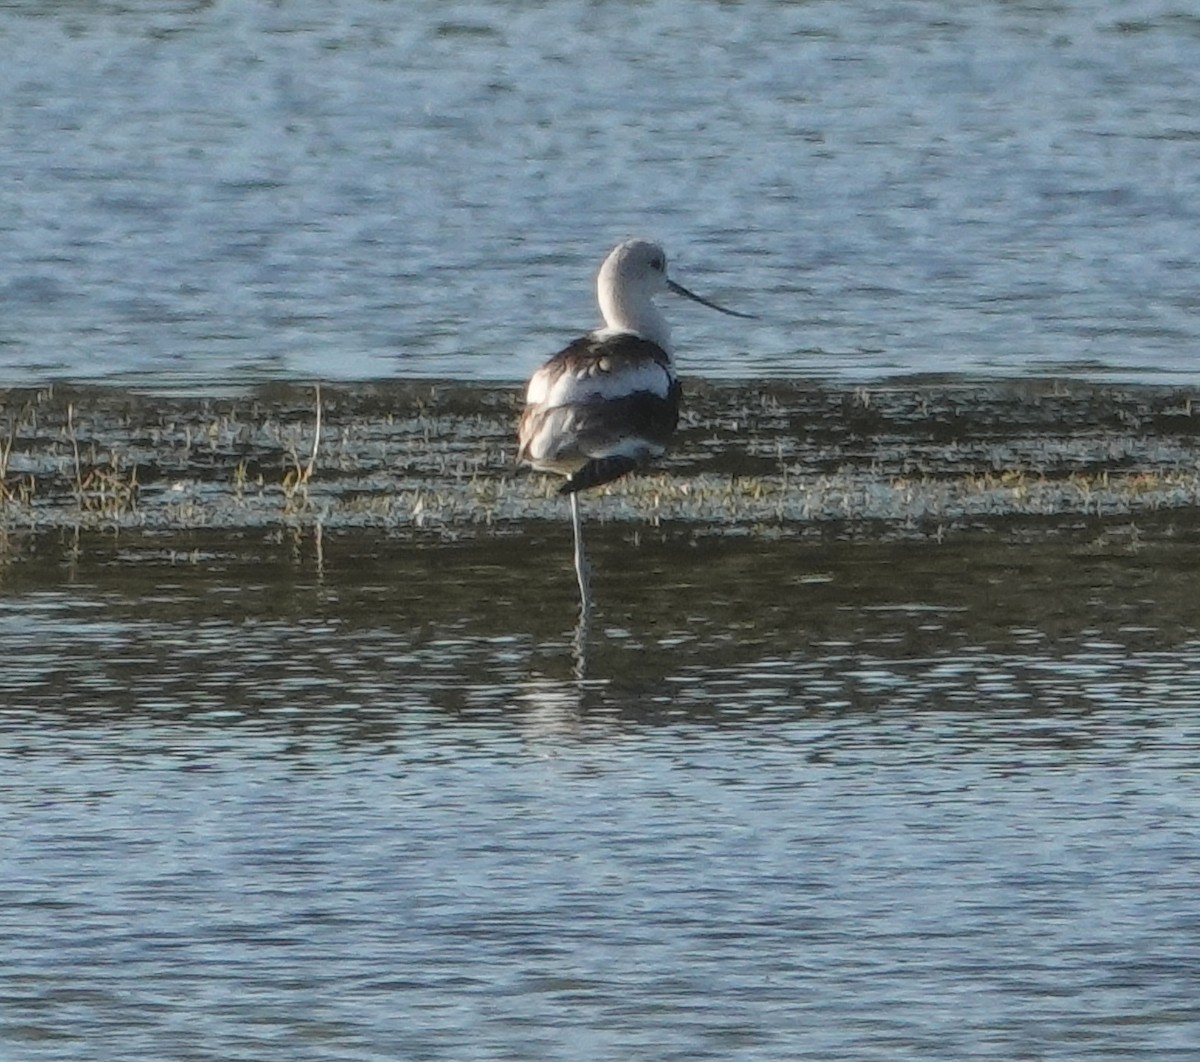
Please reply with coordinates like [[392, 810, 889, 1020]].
[[2, 378, 1200, 551]]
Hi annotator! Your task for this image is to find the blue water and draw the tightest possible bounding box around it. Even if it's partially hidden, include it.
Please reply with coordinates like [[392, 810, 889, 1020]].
[[2, 0, 1199, 385], [4, 3, 1200, 1057], [3, 537, 1200, 1058]]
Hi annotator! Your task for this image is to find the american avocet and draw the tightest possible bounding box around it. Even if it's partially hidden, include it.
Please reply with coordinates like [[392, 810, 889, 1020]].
[[518, 238, 752, 612]]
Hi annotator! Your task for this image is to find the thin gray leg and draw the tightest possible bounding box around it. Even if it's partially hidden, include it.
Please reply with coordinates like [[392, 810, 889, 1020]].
[[570, 489, 592, 615]]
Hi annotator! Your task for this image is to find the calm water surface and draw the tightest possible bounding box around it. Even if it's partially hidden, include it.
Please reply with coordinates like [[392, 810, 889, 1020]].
[[4, 2, 1200, 1050], [2, 1, 1200, 385], [2, 532, 1199, 1058]]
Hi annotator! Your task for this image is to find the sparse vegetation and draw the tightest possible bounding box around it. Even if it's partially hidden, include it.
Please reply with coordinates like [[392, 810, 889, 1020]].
[[0, 380, 1199, 552]]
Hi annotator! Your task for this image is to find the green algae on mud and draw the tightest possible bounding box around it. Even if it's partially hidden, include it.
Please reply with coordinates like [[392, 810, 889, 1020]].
[[2, 379, 1200, 554]]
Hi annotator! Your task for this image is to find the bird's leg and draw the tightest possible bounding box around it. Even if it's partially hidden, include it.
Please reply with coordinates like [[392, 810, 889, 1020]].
[[570, 489, 592, 616]]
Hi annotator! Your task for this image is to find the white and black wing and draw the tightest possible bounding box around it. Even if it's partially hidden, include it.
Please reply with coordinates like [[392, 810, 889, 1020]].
[[518, 333, 682, 492]]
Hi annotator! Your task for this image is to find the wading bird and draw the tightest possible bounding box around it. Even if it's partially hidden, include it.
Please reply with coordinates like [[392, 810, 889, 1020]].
[[517, 238, 752, 613]]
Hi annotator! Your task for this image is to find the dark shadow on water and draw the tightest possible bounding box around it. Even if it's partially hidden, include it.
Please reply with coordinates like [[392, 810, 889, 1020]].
[[0, 523, 1198, 764]]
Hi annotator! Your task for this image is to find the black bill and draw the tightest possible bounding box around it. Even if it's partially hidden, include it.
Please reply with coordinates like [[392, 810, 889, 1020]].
[[667, 278, 756, 319]]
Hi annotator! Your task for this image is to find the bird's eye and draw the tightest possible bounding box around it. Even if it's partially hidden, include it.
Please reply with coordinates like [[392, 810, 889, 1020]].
[[650, 257, 665, 271]]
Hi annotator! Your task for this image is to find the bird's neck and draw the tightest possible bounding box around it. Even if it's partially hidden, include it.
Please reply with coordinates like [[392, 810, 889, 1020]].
[[597, 291, 673, 355]]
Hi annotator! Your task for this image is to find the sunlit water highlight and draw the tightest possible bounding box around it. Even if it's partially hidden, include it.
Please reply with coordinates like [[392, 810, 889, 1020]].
[[3, 0, 1200, 385]]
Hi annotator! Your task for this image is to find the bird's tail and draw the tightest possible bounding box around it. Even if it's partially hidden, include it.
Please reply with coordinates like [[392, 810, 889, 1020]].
[[559, 456, 639, 494]]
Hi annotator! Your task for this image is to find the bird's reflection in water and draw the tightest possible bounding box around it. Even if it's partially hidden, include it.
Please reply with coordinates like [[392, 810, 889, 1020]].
[[572, 600, 592, 682]]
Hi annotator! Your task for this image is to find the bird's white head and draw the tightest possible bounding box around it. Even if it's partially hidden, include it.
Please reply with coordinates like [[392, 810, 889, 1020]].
[[595, 238, 753, 355], [596, 239, 672, 350]]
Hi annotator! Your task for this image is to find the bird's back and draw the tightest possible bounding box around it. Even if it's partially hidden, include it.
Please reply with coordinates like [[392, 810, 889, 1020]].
[[518, 331, 681, 490]]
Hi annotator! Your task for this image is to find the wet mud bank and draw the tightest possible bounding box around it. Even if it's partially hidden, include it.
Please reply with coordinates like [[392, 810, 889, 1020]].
[[2, 378, 1200, 556]]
